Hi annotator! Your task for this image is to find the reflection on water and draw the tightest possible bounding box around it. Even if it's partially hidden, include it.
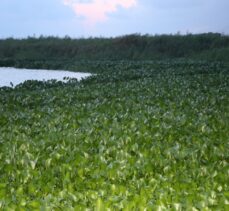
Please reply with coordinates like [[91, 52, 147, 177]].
[[0, 67, 91, 87]]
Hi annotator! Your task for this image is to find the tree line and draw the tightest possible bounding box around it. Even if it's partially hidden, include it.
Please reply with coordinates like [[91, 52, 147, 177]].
[[0, 33, 228, 68]]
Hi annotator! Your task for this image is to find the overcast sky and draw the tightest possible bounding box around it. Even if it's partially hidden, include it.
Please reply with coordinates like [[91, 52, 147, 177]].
[[0, 0, 229, 38]]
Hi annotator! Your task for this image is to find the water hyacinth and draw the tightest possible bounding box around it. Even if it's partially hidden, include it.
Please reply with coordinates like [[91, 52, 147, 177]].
[[0, 60, 228, 210]]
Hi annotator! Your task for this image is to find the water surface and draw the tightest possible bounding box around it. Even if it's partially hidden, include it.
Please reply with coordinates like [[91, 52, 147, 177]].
[[0, 67, 91, 87]]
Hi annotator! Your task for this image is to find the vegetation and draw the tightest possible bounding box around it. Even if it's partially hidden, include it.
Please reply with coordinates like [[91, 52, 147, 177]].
[[0, 33, 229, 70], [0, 60, 228, 209]]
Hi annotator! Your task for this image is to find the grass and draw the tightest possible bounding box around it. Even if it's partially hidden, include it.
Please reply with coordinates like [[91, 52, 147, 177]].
[[0, 60, 228, 210]]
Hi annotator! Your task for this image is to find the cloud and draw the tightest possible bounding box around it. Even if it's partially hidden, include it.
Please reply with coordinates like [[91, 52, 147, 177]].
[[63, 0, 137, 25]]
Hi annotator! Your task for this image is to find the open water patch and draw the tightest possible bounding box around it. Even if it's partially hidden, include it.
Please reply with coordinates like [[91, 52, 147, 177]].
[[0, 67, 91, 87]]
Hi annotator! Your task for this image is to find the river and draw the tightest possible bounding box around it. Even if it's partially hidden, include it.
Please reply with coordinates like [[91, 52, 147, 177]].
[[0, 67, 91, 87]]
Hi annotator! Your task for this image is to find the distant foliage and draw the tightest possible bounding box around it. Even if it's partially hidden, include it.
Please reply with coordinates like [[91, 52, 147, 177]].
[[0, 33, 229, 69]]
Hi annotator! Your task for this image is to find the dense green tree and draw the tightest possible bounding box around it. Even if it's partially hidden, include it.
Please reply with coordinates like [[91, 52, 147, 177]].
[[0, 33, 228, 69]]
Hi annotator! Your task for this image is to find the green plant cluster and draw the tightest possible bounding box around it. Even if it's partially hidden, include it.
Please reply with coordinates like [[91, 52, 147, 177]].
[[0, 33, 229, 67], [0, 61, 229, 210]]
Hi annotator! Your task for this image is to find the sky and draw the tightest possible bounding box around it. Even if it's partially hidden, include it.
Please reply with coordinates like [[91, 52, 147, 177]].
[[0, 0, 229, 38]]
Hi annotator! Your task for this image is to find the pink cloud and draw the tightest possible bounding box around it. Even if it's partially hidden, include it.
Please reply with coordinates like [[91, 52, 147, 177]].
[[63, 0, 137, 24]]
